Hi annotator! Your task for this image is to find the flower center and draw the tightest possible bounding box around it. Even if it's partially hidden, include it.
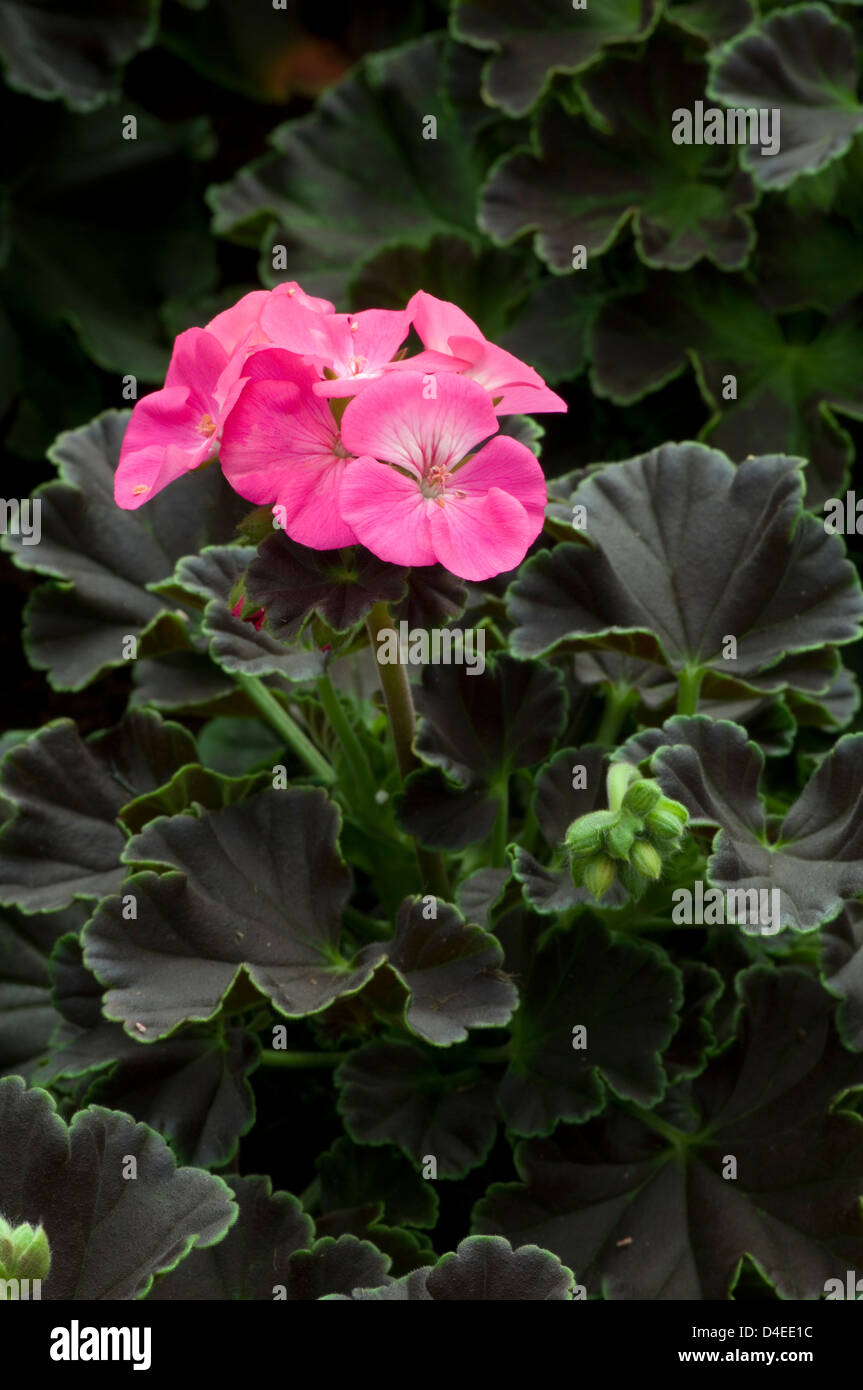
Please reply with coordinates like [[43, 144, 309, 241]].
[[196, 413, 217, 437], [420, 462, 449, 500], [333, 433, 352, 459]]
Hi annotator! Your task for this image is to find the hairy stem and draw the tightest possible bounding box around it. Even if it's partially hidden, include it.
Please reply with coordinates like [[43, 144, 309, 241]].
[[676, 666, 704, 717], [316, 670, 377, 806], [365, 601, 451, 899], [234, 672, 336, 784]]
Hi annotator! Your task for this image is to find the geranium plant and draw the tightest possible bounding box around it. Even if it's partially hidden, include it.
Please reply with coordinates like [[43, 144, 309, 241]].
[[2, 0, 863, 1309]]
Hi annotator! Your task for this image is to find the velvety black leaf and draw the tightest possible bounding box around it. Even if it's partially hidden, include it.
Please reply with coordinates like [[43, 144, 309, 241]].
[[414, 654, 567, 785], [507, 446, 863, 686], [474, 969, 863, 1299], [0, 905, 87, 1079], [497, 919, 680, 1135], [333, 1233, 574, 1299], [313, 1207, 434, 1278], [336, 1040, 498, 1176], [147, 1174, 313, 1300], [821, 905, 863, 1050], [370, 895, 517, 1045], [0, 1076, 236, 1299], [118, 765, 268, 836], [316, 1137, 439, 1228], [209, 36, 483, 302], [392, 565, 468, 631], [45, 937, 259, 1168], [246, 534, 407, 640], [457, 867, 509, 928], [620, 716, 863, 930], [662, 962, 724, 1083], [452, 0, 659, 117], [279, 1235, 391, 1300], [0, 712, 196, 911], [82, 788, 378, 1037], [0, 0, 157, 110], [708, 4, 863, 189], [2, 412, 246, 690], [350, 234, 534, 342], [481, 40, 757, 271], [396, 769, 499, 851], [497, 267, 613, 384], [590, 270, 863, 506]]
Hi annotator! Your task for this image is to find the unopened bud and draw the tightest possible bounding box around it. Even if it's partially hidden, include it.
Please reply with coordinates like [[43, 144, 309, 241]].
[[607, 816, 637, 860], [583, 854, 617, 900], [623, 779, 662, 816], [630, 839, 663, 881], [645, 799, 688, 839], [565, 809, 615, 858], [0, 1215, 51, 1284]]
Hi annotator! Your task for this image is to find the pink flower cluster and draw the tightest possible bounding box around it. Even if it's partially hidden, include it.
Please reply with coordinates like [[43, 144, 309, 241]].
[[114, 284, 566, 580]]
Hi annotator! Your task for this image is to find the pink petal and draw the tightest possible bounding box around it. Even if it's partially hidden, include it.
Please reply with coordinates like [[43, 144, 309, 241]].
[[448, 335, 567, 413], [204, 292, 271, 354], [429, 487, 536, 580], [340, 371, 498, 477], [218, 378, 305, 504], [407, 290, 480, 351], [271, 281, 335, 314], [259, 297, 334, 360], [451, 436, 547, 529], [164, 327, 228, 398], [340, 458, 436, 566], [349, 308, 410, 371], [275, 455, 359, 549]]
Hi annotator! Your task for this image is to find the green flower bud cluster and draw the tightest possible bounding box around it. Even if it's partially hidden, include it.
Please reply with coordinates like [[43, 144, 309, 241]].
[[0, 1214, 51, 1289], [564, 765, 688, 902]]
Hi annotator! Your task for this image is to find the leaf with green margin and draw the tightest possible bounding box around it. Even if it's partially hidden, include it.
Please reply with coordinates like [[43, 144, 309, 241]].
[[196, 717, 285, 777], [147, 1174, 314, 1300], [157, 546, 326, 682], [755, 205, 863, 313], [313, 1206, 435, 1278], [457, 866, 509, 928], [44, 935, 259, 1167], [821, 905, 863, 1051], [665, 0, 754, 44], [451, 0, 659, 118], [119, 765, 270, 836], [328, 1234, 575, 1299], [496, 264, 618, 385], [0, 1075, 237, 1299], [707, 4, 863, 190], [336, 1039, 498, 1177], [0, 712, 198, 912], [276, 1235, 392, 1299], [0, 0, 158, 110], [507, 445, 863, 682], [496, 916, 681, 1135], [618, 715, 863, 930], [245, 534, 407, 640], [474, 968, 863, 1299], [480, 40, 758, 272], [350, 234, 536, 341], [0, 905, 87, 1079], [82, 788, 384, 1037], [590, 269, 863, 506], [208, 35, 484, 303], [662, 962, 724, 1083], [316, 1136, 439, 1228], [1, 412, 247, 690], [392, 564, 468, 630], [396, 654, 567, 851], [364, 895, 518, 1046]]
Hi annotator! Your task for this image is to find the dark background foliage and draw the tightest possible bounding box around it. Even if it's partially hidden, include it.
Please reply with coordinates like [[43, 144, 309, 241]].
[[3, 0, 863, 1301]]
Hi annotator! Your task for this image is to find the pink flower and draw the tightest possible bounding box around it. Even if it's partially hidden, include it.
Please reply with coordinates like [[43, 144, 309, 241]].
[[406, 290, 566, 415], [114, 328, 236, 510], [338, 372, 547, 580], [260, 297, 411, 397], [219, 348, 367, 548]]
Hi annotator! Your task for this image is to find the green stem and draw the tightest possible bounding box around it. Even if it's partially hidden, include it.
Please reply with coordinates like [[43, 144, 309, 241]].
[[365, 602, 451, 900], [342, 904, 392, 940], [491, 777, 509, 868], [676, 666, 704, 717], [317, 671, 377, 805], [234, 672, 336, 784], [260, 1050, 344, 1068], [596, 682, 636, 745]]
